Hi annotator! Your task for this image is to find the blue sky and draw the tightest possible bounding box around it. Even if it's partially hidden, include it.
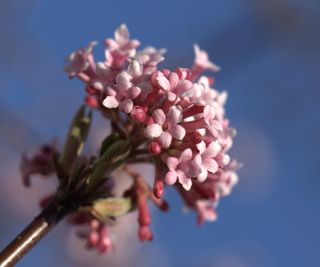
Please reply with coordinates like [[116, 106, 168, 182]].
[[0, 0, 320, 266]]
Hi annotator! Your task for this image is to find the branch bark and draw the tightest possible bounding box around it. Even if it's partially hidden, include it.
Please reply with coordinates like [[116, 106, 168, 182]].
[[0, 198, 75, 267]]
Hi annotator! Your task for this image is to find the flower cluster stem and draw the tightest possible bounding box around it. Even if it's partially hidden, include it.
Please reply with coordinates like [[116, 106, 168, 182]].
[[0, 197, 75, 267]]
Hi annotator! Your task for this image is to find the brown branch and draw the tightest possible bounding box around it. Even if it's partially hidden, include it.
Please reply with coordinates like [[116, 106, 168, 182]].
[[0, 197, 76, 267]]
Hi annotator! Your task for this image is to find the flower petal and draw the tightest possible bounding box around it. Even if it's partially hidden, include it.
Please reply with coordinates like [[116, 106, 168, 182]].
[[144, 124, 163, 139], [175, 80, 193, 95], [102, 96, 119, 108], [116, 71, 132, 92], [158, 132, 172, 148], [170, 125, 186, 140], [167, 92, 177, 102], [203, 141, 221, 158], [167, 106, 182, 124], [96, 62, 112, 81], [194, 44, 220, 72], [203, 158, 218, 174], [119, 99, 134, 113], [196, 141, 206, 154], [128, 86, 141, 99], [165, 171, 177, 185], [168, 72, 179, 89], [187, 155, 202, 177], [203, 105, 216, 122], [197, 167, 208, 183], [166, 157, 179, 170], [179, 149, 192, 162], [177, 170, 192, 191], [115, 24, 129, 45], [152, 109, 166, 125], [92, 81, 104, 91], [156, 75, 170, 91], [193, 153, 202, 166], [196, 200, 217, 224], [128, 59, 142, 77]]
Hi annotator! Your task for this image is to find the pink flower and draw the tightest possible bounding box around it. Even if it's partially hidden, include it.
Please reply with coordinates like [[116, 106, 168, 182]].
[[203, 105, 223, 137], [102, 69, 142, 113], [195, 141, 221, 182], [195, 200, 218, 224], [165, 149, 201, 190], [176, 181, 219, 224], [152, 70, 193, 98], [89, 62, 114, 91], [105, 24, 140, 68], [194, 76, 228, 120], [218, 119, 237, 150], [190, 44, 220, 81], [136, 46, 166, 73], [144, 106, 186, 148], [64, 41, 97, 78], [20, 144, 56, 187], [214, 160, 240, 196], [176, 160, 240, 224], [78, 219, 114, 253]]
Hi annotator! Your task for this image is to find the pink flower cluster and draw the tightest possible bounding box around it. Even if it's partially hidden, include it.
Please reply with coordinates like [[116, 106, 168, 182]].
[[65, 24, 239, 190], [22, 24, 239, 253]]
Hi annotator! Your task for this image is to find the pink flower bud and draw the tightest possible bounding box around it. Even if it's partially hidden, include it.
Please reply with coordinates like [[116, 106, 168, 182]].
[[86, 86, 96, 95], [137, 195, 151, 226], [88, 232, 99, 247], [138, 225, 153, 242], [150, 194, 169, 211], [208, 76, 215, 86], [85, 95, 98, 108], [131, 106, 146, 122], [148, 141, 162, 155], [153, 179, 164, 199]]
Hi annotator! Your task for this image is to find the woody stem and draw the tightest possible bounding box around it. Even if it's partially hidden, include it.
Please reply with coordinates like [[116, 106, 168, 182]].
[[0, 197, 76, 267]]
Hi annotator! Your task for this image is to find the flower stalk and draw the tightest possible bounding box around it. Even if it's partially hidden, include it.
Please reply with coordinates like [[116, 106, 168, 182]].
[[0, 196, 76, 267]]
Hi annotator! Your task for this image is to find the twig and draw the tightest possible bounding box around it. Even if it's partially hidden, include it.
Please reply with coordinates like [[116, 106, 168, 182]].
[[0, 197, 75, 267]]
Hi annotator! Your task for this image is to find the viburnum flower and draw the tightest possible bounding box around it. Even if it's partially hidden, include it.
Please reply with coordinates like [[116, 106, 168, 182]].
[[190, 44, 221, 81], [165, 148, 200, 190], [104, 24, 140, 68], [144, 106, 186, 148], [0, 24, 240, 266]]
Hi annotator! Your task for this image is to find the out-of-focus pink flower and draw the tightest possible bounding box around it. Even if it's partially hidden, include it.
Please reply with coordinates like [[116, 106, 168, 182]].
[[203, 105, 223, 138], [195, 200, 218, 224], [177, 160, 240, 224], [64, 41, 97, 78], [105, 24, 140, 68], [78, 219, 114, 253], [190, 44, 220, 81], [133, 174, 153, 242], [136, 46, 166, 73], [20, 144, 56, 186]]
